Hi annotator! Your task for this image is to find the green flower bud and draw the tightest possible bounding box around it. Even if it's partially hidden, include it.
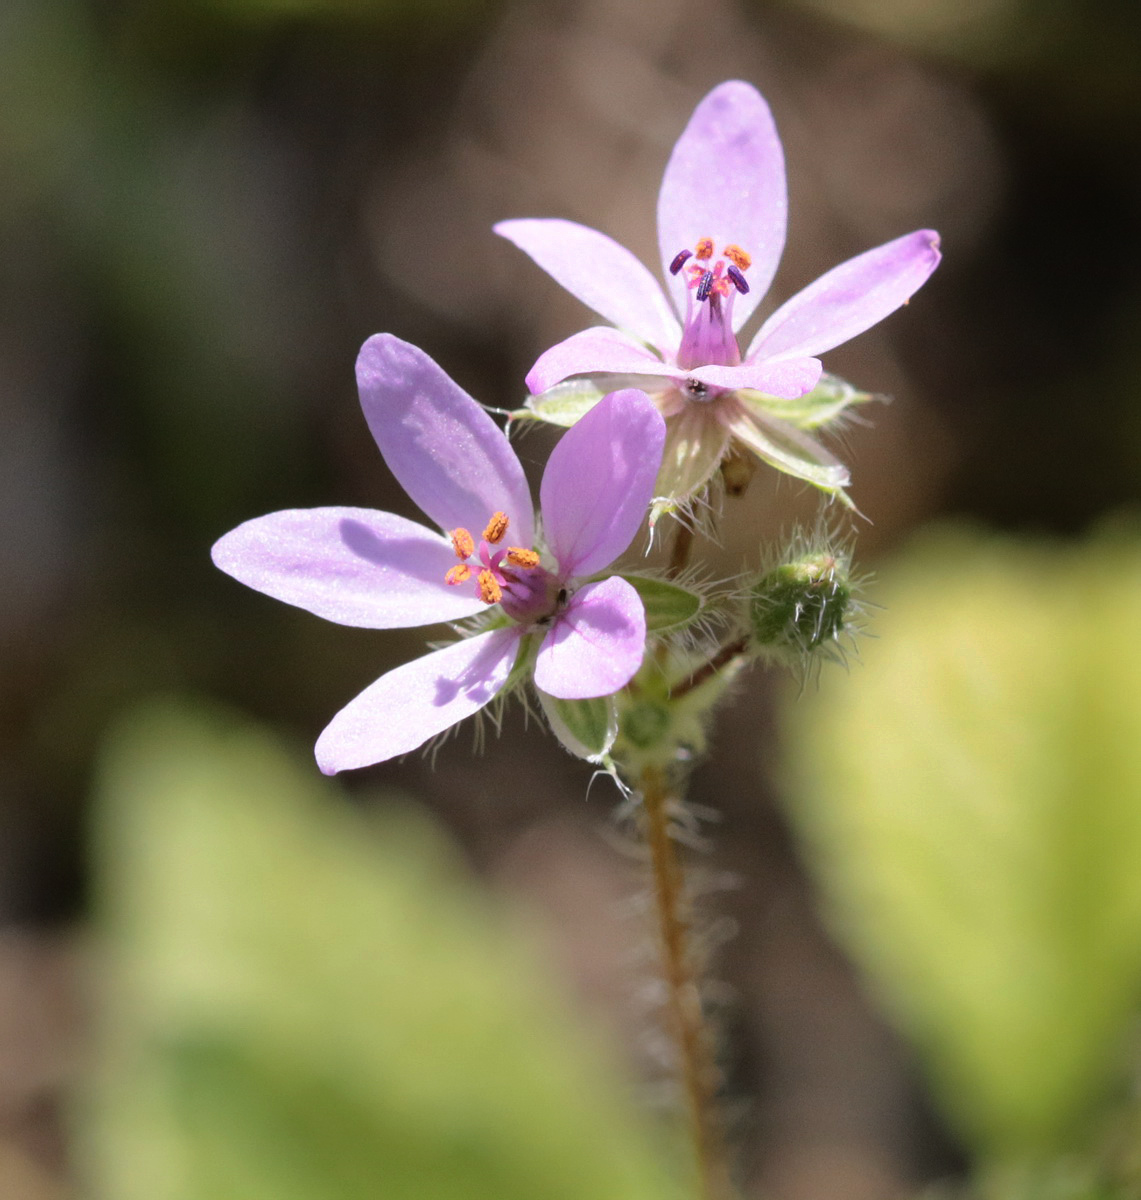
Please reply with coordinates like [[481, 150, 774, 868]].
[[619, 699, 673, 750], [749, 551, 853, 654]]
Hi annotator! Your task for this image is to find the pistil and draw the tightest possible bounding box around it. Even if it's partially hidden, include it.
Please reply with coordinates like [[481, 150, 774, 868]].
[[444, 510, 549, 616], [670, 239, 752, 371]]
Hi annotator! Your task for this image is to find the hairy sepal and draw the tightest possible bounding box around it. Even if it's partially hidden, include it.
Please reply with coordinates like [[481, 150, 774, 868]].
[[539, 690, 619, 761], [617, 575, 703, 634], [738, 373, 875, 431]]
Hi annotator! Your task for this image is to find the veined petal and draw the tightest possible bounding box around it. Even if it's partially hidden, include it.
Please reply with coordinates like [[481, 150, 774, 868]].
[[723, 402, 852, 497], [534, 577, 646, 700], [658, 81, 787, 331], [526, 327, 672, 395], [748, 229, 942, 361], [315, 627, 522, 773], [494, 219, 680, 352], [690, 356, 822, 399], [357, 334, 534, 546], [540, 389, 665, 578], [211, 508, 486, 629]]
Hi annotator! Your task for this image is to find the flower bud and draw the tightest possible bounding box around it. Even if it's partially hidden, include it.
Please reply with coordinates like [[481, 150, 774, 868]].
[[619, 699, 673, 750], [720, 446, 758, 497], [748, 551, 853, 655]]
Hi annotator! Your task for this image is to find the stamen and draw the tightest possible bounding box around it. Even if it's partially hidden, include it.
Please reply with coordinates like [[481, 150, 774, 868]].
[[726, 264, 749, 294], [723, 244, 752, 271], [445, 564, 472, 586], [505, 547, 540, 569], [694, 237, 714, 261], [696, 270, 714, 303], [450, 528, 474, 560], [477, 569, 502, 605], [669, 249, 692, 276], [482, 512, 509, 544]]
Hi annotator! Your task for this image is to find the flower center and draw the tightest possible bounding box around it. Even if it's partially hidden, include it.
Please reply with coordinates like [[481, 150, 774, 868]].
[[445, 511, 556, 620], [669, 238, 751, 371]]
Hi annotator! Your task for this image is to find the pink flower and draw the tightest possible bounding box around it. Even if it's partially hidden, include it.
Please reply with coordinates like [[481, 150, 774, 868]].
[[496, 80, 941, 516], [212, 334, 665, 773]]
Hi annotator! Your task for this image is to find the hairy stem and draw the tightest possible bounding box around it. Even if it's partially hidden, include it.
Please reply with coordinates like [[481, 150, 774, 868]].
[[670, 635, 751, 701], [639, 765, 734, 1200]]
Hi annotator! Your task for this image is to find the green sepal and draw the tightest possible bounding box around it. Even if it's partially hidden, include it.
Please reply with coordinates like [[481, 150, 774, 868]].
[[618, 574, 703, 633], [503, 632, 538, 692], [510, 379, 609, 429], [650, 405, 731, 526], [538, 691, 618, 762], [737, 373, 875, 432], [728, 405, 853, 505]]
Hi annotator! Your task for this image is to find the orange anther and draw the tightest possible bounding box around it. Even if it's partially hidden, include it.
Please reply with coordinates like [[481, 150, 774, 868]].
[[694, 237, 714, 260], [723, 244, 751, 271], [450, 528, 474, 560], [445, 564, 472, 586], [506, 547, 540, 569], [482, 511, 509, 544], [477, 569, 502, 605]]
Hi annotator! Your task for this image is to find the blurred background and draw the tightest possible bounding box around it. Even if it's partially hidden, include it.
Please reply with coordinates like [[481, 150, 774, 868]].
[[2, 0, 1140, 1196]]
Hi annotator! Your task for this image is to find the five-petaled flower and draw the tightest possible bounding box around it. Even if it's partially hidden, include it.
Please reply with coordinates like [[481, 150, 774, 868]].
[[211, 334, 665, 773], [496, 80, 941, 520]]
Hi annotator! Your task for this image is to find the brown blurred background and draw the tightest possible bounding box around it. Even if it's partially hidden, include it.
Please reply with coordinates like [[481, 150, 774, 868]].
[[2, 0, 1139, 1195]]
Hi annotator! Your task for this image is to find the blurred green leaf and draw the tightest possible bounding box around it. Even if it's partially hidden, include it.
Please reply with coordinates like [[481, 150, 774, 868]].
[[83, 700, 681, 1200], [781, 526, 1141, 1162]]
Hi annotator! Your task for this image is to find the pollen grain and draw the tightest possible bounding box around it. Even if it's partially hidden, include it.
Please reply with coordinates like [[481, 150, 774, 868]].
[[445, 564, 472, 586], [506, 547, 540, 570]]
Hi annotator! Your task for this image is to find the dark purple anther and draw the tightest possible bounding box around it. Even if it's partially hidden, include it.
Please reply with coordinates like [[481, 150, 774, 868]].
[[695, 270, 714, 302], [669, 249, 692, 276], [727, 264, 749, 294]]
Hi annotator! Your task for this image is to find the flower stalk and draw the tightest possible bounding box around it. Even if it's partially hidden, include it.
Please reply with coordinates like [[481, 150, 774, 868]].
[[638, 764, 736, 1200]]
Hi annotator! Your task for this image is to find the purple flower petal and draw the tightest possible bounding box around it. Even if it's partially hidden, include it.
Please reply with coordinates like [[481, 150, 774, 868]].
[[525, 327, 673, 395], [690, 356, 823, 399], [748, 230, 942, 361], [357, 334, 534, 545], [211, 508, 486, 628], [533, 576, 646, 700], [315, 627, 522, 773], [540, 389, 665, 578], [657, 81, 787, 332], [494, 219, 681, 353]]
